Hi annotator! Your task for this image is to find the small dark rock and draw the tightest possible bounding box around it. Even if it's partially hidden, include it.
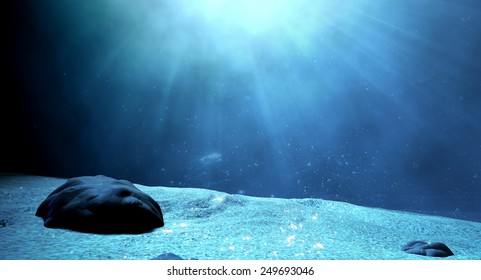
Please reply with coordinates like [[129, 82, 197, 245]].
[[151, 253, 185, 260], [151, 253, 198, 260], [402, 240, 454, 257]]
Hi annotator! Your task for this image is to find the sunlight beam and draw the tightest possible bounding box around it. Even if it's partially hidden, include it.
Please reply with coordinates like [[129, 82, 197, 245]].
[[188, 0, 307, 34]]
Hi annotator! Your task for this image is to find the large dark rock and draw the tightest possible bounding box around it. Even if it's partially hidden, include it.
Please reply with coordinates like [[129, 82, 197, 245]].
[[36, 175, 164, 234], [402, 240, 454, 257]]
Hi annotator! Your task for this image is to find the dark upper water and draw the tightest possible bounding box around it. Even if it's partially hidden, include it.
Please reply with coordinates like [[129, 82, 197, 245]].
[[3, 0, 481, 221]]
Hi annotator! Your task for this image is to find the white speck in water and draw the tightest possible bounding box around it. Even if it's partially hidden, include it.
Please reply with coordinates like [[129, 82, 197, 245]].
[[286, 235, 295, 246]]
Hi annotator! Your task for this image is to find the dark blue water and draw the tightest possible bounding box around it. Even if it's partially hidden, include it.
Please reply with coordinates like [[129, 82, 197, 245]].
[[4, 0, 481, 221]]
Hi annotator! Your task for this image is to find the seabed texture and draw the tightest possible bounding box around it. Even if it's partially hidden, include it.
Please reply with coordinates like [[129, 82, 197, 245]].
[[1, 175, 480, 260]]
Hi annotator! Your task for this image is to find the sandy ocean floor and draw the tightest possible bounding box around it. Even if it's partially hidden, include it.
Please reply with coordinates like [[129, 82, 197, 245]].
[[1, 175, 480, 260]]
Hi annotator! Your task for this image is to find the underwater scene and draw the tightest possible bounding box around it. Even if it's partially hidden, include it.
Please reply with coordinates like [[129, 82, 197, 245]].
[[2, 0, 481, 260]]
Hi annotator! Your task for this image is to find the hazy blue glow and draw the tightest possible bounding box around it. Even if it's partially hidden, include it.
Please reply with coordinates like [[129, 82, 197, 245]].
[[187, 0, 298, 33], [110, 0, 355, 74], [93, 1, 481, 200], [15, 0, 481, 220], [112, 0, 365, 133]]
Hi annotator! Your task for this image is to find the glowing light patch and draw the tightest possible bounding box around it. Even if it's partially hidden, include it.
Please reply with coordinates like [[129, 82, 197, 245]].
[[199, 0, 292, 33], [211, 196, 225, 202], [286, 235, 295, 246], [313, 242, 324, 249], [179, 222, 188, 228], [163, 229, 173, 233], [181, 0, 315, 35]]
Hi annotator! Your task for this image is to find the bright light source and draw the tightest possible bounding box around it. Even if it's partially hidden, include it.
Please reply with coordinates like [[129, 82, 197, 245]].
[[231, 0, 290, 32], [185, 0, 298, 34]]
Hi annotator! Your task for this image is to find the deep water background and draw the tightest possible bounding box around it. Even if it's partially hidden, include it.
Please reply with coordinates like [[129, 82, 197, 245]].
[[3, 0, 481, 221]]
